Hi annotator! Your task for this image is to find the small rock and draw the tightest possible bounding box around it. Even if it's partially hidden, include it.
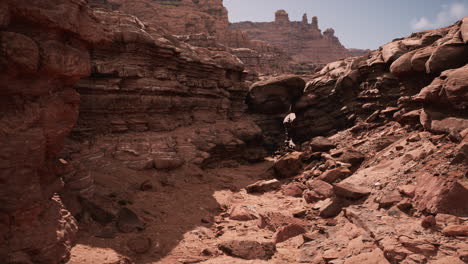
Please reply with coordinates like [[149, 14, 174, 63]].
[[451, 142, 468, 165], [274, 152, 303, 178], [127, 236, 152, 254], [229, 205, 258, 221], [306, 179, 333, 199], [435, 214, 461, 228], [407, 134, 421, 142], [245, 179, 281, 193], [318, 167, 352, 183], [377, 191, 402, 208], [323, 249, 340, 260], [317, 198, 345, 218], [258, 212, 308, 232], [303, 190, 325, 204], [398, 185, 416, 198], [218, 240, 276, 260], [442, 225, 468, 237], [281, 183, 306, 197], [333, 182, 371, 200], [201, 248, 217, 257], [140, 180, 153, 191], [274, 223, 307, 244], [80, 198, 116, 225], [421, 216, 436, 229], [396, 199, 413, 213], [117, 208, 146, 233], [336, 149, 365, 170], [292, 209, 309, 219], [310, 136, 336, 152]]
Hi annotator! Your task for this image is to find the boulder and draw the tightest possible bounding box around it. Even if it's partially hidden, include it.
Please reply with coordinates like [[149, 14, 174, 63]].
[[305, 179, 334, 201], [381, 41, 407, 63], [442, 225, 468, 237], [390, 51, 415, 76], [335, 149, 365, 170], [318, 167, 352, 183], [333, 182, 371, 200], [377, 191, 402, 208], [414, 173, 468, 215], [309, 136, 336, 152], [258, 212, 308, 232], [281, 183, 306, 197], [80, 198, 115, 225], [218, 240, 276, 260], [452, 141, 468, 165], [229, 205, 258, 221], [274, 152, 303, 178], [273, 223, 307, 244], [117, 208, 146, 233], [421, 216, 437, 229], [245, 179, 281, 193], [316, 198, 346, 218], [411, 46, 434, 72], [416, 64, 468, 104], [247, 75, 305, 114], [398, 185, 416, 198], [127, 236, 152, 254], [426, 43, 468, 74]]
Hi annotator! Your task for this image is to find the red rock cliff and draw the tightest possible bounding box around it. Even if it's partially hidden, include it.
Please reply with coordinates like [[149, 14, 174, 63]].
[[0, 0, 109, 263]]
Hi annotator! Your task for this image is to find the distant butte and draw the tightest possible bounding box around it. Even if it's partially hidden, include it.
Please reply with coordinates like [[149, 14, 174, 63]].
[[230, 10, 367, 65]]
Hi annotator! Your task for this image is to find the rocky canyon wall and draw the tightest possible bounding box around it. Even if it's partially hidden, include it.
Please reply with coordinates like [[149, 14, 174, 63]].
[[93, 0, 229, 37], [0, 0, 110, 263], [89, 0, 290, 75], [71, 9, 266, 168], [289, 20, 468, 143], [0, 1, 266, 263]]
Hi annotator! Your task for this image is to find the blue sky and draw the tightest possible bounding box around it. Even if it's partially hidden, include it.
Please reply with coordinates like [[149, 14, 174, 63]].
[[224, 0, 468, 49]]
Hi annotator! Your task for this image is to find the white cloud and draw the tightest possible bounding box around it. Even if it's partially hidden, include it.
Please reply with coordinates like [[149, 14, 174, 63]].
[[411, 1, 468, 30]]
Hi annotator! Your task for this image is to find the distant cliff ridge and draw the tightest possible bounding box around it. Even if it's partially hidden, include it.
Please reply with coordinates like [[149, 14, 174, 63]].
[[92, 0, 367, 72], [230, 10, 367, 65]]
